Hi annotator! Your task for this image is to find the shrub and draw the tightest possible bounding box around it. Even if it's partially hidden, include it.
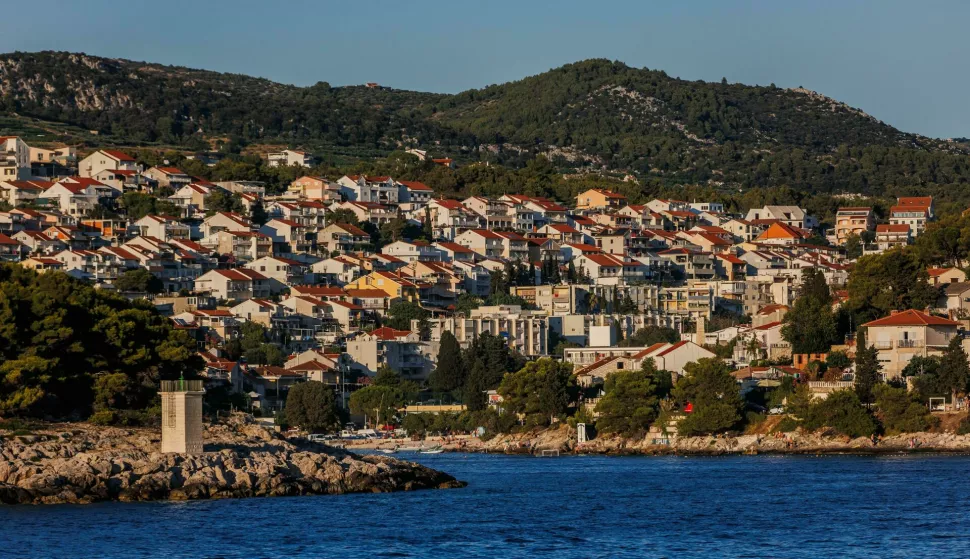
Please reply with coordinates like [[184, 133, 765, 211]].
[[873, 384, 937, 434], [804, 390, 876, 438], [957, 417, 970, 436], [88, 410, 117, 425], [776, 416, 800, 433]]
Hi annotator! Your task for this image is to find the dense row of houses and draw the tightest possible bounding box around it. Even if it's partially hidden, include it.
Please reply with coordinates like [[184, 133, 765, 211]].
[[0, 136, 958, 414]]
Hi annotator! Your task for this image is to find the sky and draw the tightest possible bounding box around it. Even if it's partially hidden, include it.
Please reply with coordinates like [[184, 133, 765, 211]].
[[1, 0, 967, 138]]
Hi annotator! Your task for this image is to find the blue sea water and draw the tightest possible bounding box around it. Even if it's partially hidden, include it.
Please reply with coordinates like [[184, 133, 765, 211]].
[[2, 453, 970, 558]]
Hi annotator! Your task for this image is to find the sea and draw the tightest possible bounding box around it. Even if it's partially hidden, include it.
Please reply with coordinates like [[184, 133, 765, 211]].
[[2, 452, 969, 558]]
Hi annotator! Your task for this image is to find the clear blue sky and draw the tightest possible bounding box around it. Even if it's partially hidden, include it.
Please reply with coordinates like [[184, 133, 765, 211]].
[[1, 0, 966, 138]]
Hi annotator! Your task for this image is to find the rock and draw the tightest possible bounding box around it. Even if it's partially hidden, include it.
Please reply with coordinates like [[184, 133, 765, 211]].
[[0, 418, 464, 505]]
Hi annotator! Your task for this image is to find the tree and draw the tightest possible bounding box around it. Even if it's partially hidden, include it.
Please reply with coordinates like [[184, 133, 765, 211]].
[[348, 385, 400, 427], [250, 198, 268, 226], [853, 329, 882, 407], [326, 209, 360, 226], [618, 325, 679, 347], [781, 268, 837, 354], [846, 250, 940, 325], [937, 336, 970, 404], [844, 233, 863, 260], [120, 192, 157, 221], [497, 358, 574, 427], [455, 293, 482, 316], [595, 362, 661, 436], [825, 350, 851, 371], [671, 358, 743, 436], [385, 301, 429, 330], [206, 189, 244, 215], [0, 263, 201, 419], [428, 331, 463, 394], [113, 269, 163, 294], [284, 381, 343, 433]]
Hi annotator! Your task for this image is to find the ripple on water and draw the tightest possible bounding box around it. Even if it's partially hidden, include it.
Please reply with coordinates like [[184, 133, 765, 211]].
[[2, 454, 970, 558]]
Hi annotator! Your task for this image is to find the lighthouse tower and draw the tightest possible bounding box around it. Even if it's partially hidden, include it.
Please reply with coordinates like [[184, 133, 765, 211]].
[[160, 379, 205, 454]]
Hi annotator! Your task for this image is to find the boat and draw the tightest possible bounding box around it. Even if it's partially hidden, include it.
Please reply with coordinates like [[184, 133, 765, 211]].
[[378, 448, 397, 454], [397, 446, 423, 452], [419, 448, 444, 454]]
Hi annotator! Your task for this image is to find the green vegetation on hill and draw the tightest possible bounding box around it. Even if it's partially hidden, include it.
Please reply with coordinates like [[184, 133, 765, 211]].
[[0, 264, 202, 420], [4, 52, 970, 206]]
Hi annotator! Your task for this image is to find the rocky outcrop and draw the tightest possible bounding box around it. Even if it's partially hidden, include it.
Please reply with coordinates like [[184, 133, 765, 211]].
[[0, 416, 464, 505]]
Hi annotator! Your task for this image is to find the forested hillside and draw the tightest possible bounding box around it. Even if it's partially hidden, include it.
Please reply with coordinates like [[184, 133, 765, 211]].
[[2, 51, 970, 200]]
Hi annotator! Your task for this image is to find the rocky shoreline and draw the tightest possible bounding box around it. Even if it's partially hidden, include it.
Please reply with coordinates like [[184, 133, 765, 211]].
[[479, 425, 970, 456], [0, 417, 464, 505], [346, 425, 970, 457]]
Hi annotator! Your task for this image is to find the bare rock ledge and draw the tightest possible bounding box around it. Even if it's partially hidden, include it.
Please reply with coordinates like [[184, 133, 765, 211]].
[[0, 417, 464, 505]]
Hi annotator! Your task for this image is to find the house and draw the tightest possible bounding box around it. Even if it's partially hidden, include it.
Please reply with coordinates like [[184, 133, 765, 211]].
[[169, 184, 214, 217], [334, 201, 397, 225], [287, 176, 341, 201], [575, 189, 627, 210], [144, 167, 191, 189], [194, 268, 270, 301], [576, 253, 648, 285], [0, 233, 24, 261], [565, 341, 716, 385], [202, 212, 252, 237], [397, 180, 434, 210], [79, 149, 138, 178], [382, 240, 441, 263], [455, 229, 530, 261], [245, 256, 311, 292], [744, 206, 810, 229], [834, 207, 875, 245], [345, 327, 432, 379], [874, 224, 910, 252], [12, 230, 66, 254], [40, 182, 100, 216], [755, 222, 810, 246], [133, 215, 190, 241], [433, 241, 476, 263], [863, 310, 959, 379], [260, 218, 314, 254], [20, 256, 64, 272], [939, 282, 970, 318], [317, 223, 371, 255], [0, 180, 46, 206], [890, 196, 933, 237], [268, 149, 313, 167], [336, 175, 399, 205], [312, 256, 365, 286], [206, 230, 272, 261], [538, 223, 587, 245], [347, 271, 422, 302], [0, 136, 32, 180], [928, 267, 967, 286], [657, 248, 716, 280]]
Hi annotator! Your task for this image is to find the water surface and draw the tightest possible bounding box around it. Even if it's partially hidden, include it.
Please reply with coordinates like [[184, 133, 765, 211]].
[[2, 453, 969, 558]]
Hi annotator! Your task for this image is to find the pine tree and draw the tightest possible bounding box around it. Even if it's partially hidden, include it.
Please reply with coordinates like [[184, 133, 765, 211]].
[[567, 260, 577, 282]]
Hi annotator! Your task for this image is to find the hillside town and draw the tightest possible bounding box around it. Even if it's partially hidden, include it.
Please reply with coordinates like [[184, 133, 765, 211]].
[[0, 135, 962, 425]]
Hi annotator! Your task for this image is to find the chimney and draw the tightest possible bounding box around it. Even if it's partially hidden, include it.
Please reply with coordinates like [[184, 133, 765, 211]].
[[890, 310, 900, 316]]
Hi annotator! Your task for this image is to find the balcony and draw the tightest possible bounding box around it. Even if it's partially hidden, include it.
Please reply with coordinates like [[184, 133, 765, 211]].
[[897, 339, 923, 349], [872, 340, 893, 350]]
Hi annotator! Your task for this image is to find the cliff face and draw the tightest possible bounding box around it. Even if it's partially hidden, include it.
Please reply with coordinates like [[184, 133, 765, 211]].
[[0, 416, 464, 505]]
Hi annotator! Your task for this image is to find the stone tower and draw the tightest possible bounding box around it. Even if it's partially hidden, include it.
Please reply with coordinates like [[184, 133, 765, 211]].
[[160, 379, 205, 454]]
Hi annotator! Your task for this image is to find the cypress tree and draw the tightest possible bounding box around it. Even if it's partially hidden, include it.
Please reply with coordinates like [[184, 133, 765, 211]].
[[854, 329, 882, 408], [429, 331, 463, 394]]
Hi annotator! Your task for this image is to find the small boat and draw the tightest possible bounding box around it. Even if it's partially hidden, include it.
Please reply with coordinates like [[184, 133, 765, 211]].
[[419, 448, 444, 454], [397, 446, 422, 452], [378, 448, 397, 454]]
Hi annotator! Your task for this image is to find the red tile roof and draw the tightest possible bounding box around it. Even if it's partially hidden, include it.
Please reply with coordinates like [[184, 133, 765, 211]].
[[863, 309, 959, 327]]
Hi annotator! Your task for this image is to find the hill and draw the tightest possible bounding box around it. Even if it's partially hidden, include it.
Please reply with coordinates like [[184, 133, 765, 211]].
[[2, 51, 970, 199]]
